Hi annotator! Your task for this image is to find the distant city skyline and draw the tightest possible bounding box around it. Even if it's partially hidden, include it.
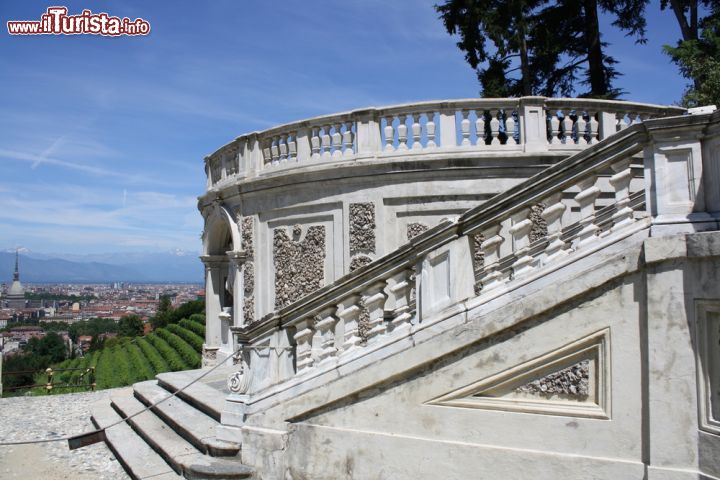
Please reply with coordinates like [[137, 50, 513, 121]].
[[1, 1, 691, 254]]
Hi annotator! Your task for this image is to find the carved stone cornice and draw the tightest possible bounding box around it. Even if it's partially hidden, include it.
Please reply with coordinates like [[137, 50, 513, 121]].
[[200, 254, 228, 269]]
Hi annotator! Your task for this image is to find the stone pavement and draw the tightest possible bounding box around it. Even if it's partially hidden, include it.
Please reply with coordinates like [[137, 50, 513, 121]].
[[0, 389, 129, 480]]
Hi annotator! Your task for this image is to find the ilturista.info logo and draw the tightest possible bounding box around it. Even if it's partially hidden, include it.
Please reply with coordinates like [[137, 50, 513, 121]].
[[7, 6, 150, 36]]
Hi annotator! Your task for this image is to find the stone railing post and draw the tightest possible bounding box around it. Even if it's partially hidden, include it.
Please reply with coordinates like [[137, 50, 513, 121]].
[[644, 117, 718, 234], [354, 109, 381, 157], [519, 97, 547, 153], [295, 127, 311, 162], [247, 133, 262, 176], [598, 111, 617, 140], [439, 107, 457, 148]]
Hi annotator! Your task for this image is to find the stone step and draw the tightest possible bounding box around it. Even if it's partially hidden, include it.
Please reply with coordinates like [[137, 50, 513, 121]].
[[133, 380, 239, 457], [156, 371, 225, 422], [110, 390, 253, 479], [91, 397, 181, 480]]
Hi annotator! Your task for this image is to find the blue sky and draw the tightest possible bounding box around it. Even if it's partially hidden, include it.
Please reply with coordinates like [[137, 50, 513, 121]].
[[0, 1, 689, 255]]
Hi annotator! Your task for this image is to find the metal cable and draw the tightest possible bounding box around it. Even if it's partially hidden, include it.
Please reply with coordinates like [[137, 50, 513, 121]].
[[0, 345, 241, 447]]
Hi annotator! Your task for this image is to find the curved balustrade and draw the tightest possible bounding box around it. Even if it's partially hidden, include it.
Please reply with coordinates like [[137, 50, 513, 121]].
[[204, 97, 684, 189], [227, 111, 717, 401]]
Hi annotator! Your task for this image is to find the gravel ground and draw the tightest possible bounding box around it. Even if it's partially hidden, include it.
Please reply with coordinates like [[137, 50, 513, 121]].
[[0, 389, 129, 480]]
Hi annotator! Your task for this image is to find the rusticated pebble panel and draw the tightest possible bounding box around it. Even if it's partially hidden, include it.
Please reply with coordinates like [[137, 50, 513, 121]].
[[349, 203, 376, 254], [350, 255, 373, 272], [514, 360, 590, 397], [242, 217, 255, 323], [529, 203, 548, 242], [273, 224, 326, 309], [471, 233, 485, 296], [406, 222, 429, 240]]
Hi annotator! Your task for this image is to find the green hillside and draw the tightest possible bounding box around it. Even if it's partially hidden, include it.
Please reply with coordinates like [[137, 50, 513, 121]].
[[33, 314, 206, 394]]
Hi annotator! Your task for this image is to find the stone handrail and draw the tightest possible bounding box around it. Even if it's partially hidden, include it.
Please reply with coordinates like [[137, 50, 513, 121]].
[[229, 110, 716, 400], [204, 97, 684, 188]]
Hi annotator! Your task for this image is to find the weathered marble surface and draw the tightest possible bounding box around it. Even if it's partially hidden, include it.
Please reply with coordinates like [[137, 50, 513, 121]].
[[0, 390, 128, 479]]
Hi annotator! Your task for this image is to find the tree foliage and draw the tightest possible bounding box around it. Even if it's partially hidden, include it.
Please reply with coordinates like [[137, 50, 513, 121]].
[[662, 0, 720, 106], [118, 314, 144, 338], [435, 0, 648, 98]]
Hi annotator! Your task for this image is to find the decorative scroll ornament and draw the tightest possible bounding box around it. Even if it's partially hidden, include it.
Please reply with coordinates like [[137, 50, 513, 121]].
[[227, 349, 251, 394]]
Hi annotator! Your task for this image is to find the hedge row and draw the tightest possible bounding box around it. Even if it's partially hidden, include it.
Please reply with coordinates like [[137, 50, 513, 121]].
[[167, 323, 203, 352], [146, 333, 187, 371], [178, 318, 205, 339], [188, 313, 206, 325], [112, 345, 131, 387], [95, 348, 115, 389], [136, 337, 170, 374], [155, 328, 200, 369], [126, 342, 155, 383]]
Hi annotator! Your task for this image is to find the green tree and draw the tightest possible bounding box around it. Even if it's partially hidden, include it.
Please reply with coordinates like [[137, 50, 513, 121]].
[[662, 1, 720, 106], [118, 314, 144, 338], [436, 0, 649, 98], [436, 0, 550, 96], [151, 295, 173, 329], [25, 333, 67, 364]]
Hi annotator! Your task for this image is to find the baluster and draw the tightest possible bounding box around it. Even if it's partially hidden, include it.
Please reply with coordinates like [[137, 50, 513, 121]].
[[461, 110, 471, 146], [288, 133, 297, 162], [616, 112, 629, 131], [505, 110, 517, 145], [562, 111, 574, 144], [262, 141, 272, 166], [609, 158, 635, 232], [311, 127, 321, 159], [397, 114, 409, 150], [410, 113, 422, 150], [573, 175, 601, 248], [588, 112, 599, 144], [509, 208, 534, 277], [364, 282, 388, 342], [576, 113, 588, 145], [332, 123, 343, 158], [338, 294, 362, 352], [489, 109, 501, 145], [475, 110, 486, 145], [629, 112, 641, 125], [478, 224, 505, 292], [293, 318, 315, 372], [270, 137, 280, 166], [549, 111, 561, 145], [426, 112, 436, 148], [279, 134, 288, 163], [321, 125, 332, 159], [386, 269, 413, 333], [384, 115, 395, 152], [313, 307, 338, 363], [540, 192, 568, 264], [342, 121, 354, 157]]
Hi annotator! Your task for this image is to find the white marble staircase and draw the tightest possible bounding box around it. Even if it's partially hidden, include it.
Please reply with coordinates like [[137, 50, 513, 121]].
[[91, 368, 253, 480]]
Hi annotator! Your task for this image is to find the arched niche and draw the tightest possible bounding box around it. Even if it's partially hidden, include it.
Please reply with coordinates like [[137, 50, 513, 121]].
[[201, 202, 243, 360]]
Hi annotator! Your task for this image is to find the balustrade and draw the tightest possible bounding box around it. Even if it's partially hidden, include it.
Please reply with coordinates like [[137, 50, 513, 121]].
[[226, 109, 720, 403], [205, 98, 682, 186]]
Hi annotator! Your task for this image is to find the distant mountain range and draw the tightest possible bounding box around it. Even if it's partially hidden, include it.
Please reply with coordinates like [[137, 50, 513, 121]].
[[0, 250, 203, 283]]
